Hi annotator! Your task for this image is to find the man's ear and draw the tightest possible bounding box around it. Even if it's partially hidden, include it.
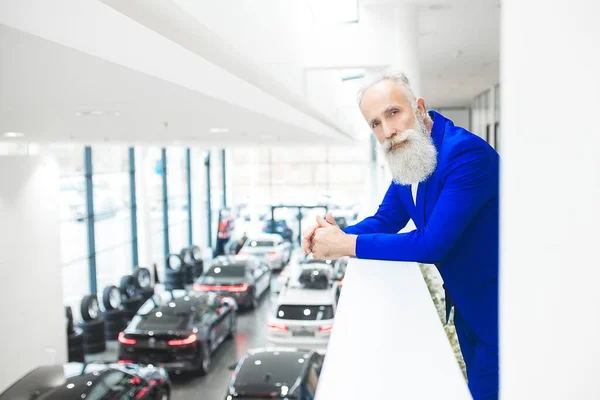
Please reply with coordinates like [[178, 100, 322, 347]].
[[417, 97, 427, 118]]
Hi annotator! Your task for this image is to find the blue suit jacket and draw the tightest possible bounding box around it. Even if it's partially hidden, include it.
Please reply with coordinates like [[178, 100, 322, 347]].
[[344, 111, 499, 345]]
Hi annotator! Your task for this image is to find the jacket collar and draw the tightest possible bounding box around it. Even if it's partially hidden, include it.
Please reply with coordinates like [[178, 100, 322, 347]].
[[428, 110, 448, 152]]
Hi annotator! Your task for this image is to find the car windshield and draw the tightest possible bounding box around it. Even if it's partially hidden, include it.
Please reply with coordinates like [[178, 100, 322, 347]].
[[235, 353, 308, 391], [134, 312, 189, 331], [277, 305, 334, 320], [247, 240, 275, 247], [205, 265, 246, 278]]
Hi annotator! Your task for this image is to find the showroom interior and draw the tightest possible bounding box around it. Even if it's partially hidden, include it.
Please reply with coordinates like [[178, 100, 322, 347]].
[[1, 0, 599, 399]]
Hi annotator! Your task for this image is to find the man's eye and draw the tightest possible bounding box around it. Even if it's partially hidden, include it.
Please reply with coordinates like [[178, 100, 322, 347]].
[[391, 110, 398, 116], [372, 122, 379, 128]]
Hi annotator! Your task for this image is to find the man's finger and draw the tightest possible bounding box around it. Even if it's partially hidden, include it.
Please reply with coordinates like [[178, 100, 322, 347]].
[[303, 224, 318, 239], [316, 214, 332, 228], [325, 211, 337, 226]]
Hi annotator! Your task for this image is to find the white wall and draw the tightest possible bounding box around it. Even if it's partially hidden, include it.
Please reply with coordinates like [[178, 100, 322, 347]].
[[0, 154, 66, 392], [501, 0, 600, 398]]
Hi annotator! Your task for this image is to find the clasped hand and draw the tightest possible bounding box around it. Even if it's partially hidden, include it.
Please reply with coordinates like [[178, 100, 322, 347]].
[[302, 212, 357, 259]]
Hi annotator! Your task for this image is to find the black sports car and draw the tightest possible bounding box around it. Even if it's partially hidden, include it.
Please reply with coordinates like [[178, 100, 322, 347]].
[[118, 290, 237, 375], [194, 256, 271, 309], [0, 362, 170, 400], [225, 348, 324, 399]]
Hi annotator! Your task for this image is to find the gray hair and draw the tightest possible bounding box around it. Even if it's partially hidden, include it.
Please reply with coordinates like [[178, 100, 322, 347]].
[[357, 71, 418, 110]]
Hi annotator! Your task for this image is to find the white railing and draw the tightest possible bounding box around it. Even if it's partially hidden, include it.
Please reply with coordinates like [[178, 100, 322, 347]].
[[315, 258, 471, 399]]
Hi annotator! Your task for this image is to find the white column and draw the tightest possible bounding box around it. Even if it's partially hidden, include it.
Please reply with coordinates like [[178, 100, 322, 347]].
[[190, 148, 208, 250], [501, 1, 600, 399], [0, 154, 66, 392]]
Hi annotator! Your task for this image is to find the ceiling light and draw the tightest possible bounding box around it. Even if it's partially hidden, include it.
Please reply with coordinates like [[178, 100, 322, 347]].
[[210, 128, 229, 133], [90, 111, 105, 116], [307, 0, 359, 24], [4, 132, 25, 138]]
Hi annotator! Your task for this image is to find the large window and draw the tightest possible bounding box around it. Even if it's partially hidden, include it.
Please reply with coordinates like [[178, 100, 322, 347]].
[[167, 147, 190, 255], [92, 145, 133, 293], [52, 144, 89, 320], [146, 148, 166, 278]]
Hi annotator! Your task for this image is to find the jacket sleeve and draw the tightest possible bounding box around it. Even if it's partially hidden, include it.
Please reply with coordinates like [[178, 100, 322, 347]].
[[343, 183, 410, 235], [354, 141, 498, 263]]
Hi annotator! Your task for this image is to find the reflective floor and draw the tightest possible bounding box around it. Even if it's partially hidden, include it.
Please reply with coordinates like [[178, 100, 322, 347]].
[[88, 274, 286, 400]]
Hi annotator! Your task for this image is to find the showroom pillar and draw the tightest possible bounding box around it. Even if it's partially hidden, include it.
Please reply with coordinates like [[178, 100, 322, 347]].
[[501, 1, 600, 398], [128, 147, 139, 268], [363, 3, 420, 219], [134, 147, 153, 269], [221, 149, 227, 208], [186, 148, 193, 246], [0, 155, 66, 392]]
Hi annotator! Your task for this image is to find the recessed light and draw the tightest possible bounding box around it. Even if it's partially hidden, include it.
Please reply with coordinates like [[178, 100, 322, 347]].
[[4, 132, 25, 138], [210, 128, 229, 133]]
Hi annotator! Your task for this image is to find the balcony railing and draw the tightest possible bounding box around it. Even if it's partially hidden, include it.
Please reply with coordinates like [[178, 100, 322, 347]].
[[316, 258, 471, 399]]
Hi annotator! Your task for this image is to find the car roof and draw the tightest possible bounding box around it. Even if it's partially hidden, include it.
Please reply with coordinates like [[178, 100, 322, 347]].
[[278, 287, 336, 306], [137, 291, 210, 316], [247, 233, 282, 241], [0, 364, 131, 400], [232, 349, 314, 396], [211, 255, 253, 268]]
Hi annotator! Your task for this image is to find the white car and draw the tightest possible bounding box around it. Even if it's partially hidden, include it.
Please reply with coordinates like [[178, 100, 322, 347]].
[[267, 284, 337, 350], [239, 233, 292, 270]]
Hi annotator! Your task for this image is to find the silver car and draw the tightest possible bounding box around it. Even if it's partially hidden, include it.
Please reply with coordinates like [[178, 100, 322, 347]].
[[239, 233, 292, 270]]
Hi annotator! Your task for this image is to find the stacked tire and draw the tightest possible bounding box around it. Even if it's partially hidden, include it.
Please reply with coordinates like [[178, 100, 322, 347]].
[[120, 275, 145, 323], [165, 254, 185, 290], [133, 267, 154, 302], [101, 285, 127, 340], [182, 245, 204, 280], [179, 248, 195, 285], [79, 295, 106, 354], [66, 306, 85, 362]]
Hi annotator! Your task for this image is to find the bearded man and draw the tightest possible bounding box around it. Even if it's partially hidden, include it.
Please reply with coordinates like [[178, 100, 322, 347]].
[[302, 72, 499, 400]]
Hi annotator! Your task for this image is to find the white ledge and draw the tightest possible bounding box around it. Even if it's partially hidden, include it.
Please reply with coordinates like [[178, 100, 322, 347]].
[[316, 258, 471, 399]]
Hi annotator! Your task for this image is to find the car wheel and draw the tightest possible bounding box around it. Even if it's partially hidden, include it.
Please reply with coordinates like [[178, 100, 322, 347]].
[[81, 295, 100, 321], [157, 389, 169, 400], [197, 342, 211, 376], [132, 267, 152, 289], [227, 313, 237, 339], [102, 286, 122, 311], [119, 275, 138, 298]]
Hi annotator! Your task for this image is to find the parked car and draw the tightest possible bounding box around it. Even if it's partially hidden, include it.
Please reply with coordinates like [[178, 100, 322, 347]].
[[267, 285, 337, 350], [0, 362, 171, 400], [118, 290, 237, 375], [225, 348, 324, 400], [194, 255, 271, 310], [238, 234, 292, 270], [262, 219, 294, 242]]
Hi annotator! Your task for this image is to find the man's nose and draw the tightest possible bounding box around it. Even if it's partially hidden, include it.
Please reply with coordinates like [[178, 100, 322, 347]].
[[382, 122, 397, 139]]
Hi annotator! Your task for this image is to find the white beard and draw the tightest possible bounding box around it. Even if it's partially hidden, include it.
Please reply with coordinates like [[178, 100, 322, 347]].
[[380, 113, 438, 185]]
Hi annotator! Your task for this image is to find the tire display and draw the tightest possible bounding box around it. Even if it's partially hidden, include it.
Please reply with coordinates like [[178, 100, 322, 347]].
[[65, 306, 74, 334], [80, 295, 100, 322], [132, 267, 152, 290], [122, 295, 144, 322], [103, 309, 127, 340], [119, 275, 138, 298], [80, 318, 106, 355], [165, 254, 186, 290], [102, 285, 122, 311], [67, 328, 85, 363]]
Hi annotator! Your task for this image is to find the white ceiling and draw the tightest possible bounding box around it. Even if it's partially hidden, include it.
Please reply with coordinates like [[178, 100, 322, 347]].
[[0, 0, 499, 145]]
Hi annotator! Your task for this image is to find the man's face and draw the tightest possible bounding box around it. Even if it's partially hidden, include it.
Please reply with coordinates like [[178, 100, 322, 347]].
[[360, 80, 437, 185], [360, 79, 417, 144]]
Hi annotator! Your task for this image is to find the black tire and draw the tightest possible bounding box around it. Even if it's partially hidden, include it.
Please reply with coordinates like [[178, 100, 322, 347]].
[[165, 269, 184, 290], [196, 342, 211, 376], [81, 295, 100, 322], [140, 287, 154, 302], [83, 341, 106, 354], [104, 328, 122, 341], [103, 309, 125, 322], [66, 306, 74, 334], [81, 319, 105, 343], [120, 275, 138, 298], [192, 261, 204, 279], [122, 296, 143, 312], [102, 286, 122, 311], [133, 267, 152, 289], [68, 348, 85, 363]]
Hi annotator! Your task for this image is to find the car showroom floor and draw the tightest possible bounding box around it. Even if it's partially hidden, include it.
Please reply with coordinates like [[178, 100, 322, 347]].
[[88, 272, 286, 400]]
